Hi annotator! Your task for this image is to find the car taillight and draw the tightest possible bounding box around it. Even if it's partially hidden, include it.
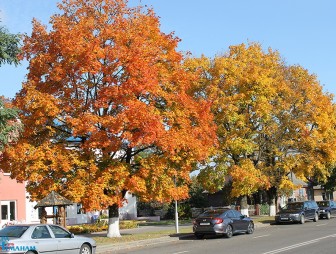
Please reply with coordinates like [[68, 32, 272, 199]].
[[213, 218, 223, 224]]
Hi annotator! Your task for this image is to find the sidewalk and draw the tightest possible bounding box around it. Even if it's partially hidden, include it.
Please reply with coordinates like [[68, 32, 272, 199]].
[[90, 221, 271, 253]]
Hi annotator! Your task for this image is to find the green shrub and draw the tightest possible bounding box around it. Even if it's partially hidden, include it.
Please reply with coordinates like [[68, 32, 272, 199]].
[[68, 220, 139, 234], [260, 204, 270, 215], [165, 202, 191, 219], [99, 213, 109, 219], [120, 220, 139, 229]]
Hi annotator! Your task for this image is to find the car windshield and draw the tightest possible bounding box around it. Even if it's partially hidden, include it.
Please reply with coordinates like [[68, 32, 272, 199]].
[[200, 209, 228, 217], [0, 226, 29, 237], [317, 201, 329, 207], [284, 203, 303, 210]]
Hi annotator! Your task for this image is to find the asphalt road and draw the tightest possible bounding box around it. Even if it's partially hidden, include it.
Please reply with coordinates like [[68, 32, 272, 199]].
[[105, 218, 336, 254]]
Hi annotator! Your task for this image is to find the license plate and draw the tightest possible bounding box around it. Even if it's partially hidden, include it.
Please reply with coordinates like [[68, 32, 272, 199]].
[[200, 222, 210, 225], [280, 218, 289, 220]]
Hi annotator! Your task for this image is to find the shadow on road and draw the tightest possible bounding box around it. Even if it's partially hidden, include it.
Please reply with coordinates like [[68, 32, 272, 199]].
[[169, 233, 195, 240], [169, 231, 267, 241]]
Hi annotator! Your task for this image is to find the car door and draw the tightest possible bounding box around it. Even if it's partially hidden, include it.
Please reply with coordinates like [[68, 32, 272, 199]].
[[331, 201, 336, 216], [230, 210, 246, 231], [48, 225, 79, 254], [303, 202, 312, 219], [31, 225, 58, 253], [225, 210, 239, 231]]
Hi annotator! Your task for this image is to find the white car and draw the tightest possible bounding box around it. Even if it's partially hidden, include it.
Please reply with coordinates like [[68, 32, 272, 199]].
[[0, 224, 96, 254]]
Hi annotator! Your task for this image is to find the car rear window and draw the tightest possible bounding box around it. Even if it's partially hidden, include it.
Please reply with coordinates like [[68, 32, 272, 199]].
[[200, 209, 228, 217], [0, 226, 29, 237], [286, 203, 303, 210], [317, 201, 329, 207]]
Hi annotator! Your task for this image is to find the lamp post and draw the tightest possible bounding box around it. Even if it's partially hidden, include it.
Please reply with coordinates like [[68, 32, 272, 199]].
[[175, 199, 179, 234], [174, 176, 179, 234]]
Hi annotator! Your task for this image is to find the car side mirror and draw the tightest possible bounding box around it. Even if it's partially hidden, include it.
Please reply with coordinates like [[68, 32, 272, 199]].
[[70, 233, 75, 238]]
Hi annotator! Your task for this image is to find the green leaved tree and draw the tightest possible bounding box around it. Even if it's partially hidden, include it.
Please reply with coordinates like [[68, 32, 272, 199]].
[[0, 26, 21, 67], [0, 26, 22, 151]]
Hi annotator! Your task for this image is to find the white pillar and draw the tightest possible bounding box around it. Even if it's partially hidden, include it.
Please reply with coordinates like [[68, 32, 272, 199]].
[[269, 204, 276, 216], [240, 208, 249, 217], [175, 200, 179, 233]]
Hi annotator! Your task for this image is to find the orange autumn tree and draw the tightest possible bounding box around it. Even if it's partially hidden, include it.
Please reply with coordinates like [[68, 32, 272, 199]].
[[0, 0, 216, 237]]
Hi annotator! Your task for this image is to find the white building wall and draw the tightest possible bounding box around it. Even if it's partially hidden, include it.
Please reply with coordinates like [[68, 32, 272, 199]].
[[66, 203, 90, 225], [25, 193, 53, 224], [119, 192, 137, 220], [24, 191, 137, 225]]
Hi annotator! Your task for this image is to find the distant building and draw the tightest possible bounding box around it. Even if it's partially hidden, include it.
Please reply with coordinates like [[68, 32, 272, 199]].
[[0, 172, 137, 227], [0, 171, 27, 227]]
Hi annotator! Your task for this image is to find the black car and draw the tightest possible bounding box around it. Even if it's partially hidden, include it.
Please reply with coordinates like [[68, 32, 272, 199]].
[[275, 201, 320, 224], [192, 208, 254, 239], [316, 200, 336, 219]]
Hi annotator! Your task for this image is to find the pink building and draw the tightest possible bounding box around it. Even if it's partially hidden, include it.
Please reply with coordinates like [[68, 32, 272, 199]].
[[0, 172, 26, 227]]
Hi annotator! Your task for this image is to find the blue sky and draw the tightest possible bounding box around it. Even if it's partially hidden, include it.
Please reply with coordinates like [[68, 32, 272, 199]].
[[0, 0, 335, 99]]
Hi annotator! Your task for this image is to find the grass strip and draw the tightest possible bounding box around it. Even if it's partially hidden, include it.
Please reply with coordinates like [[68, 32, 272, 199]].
[[94, 227, 192, 245]]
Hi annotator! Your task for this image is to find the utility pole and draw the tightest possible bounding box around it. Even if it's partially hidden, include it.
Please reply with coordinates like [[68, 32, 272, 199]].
[[174, 176, 179, 234], [175, 199, 179, 233]]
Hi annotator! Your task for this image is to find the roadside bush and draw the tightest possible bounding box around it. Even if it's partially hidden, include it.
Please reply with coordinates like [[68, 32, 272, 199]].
[[68, 224, 107, 234], [68, 220, 139, 234], [120, 220, 139, 229], [165, 202, 191, 219], [259, 204, 270, 215]]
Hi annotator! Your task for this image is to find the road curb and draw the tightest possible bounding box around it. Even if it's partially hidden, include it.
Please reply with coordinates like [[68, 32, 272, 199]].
[[96, 236, 182, 253], [95, 222, 271, 253]]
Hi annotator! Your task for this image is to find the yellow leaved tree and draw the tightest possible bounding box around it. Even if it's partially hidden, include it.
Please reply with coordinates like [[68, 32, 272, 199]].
[[185, 43, 336, 215]]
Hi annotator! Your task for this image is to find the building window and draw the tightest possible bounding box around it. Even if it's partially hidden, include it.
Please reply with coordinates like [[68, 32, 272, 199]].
[[1, 201, 16, 221], [323, 192, 334, 200], [77, 204, 84, 214], [1, 205, 7, 220], [329, 192, 334, 200], [9, 201, 15, 221]]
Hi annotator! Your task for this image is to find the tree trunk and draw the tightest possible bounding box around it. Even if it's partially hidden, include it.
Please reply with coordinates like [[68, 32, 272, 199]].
[[267, 187, 277, 216], [106, 204, 121, 238], [240, 195, 249, 217], [268, 197, 276, 216]]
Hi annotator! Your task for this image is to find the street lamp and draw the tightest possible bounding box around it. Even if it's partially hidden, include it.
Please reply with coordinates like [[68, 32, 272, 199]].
[[174, 176, 179, 234], [175, 199, 179, 234]]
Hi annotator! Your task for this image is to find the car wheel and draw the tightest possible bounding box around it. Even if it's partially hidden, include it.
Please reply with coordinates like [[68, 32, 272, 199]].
[[326, 212, 331, 220], [224, 224, 233, 238], [300, 215, 305, 224], [25, 252, 35, 254], [246, 222, 254, 234], [195, 234, 204, 239], [313, 213, 319, 222], [79, 244, 92, 254]]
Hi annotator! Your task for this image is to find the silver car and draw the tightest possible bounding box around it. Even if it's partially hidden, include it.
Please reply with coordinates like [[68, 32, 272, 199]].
[[0, 224, 96, 254]]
